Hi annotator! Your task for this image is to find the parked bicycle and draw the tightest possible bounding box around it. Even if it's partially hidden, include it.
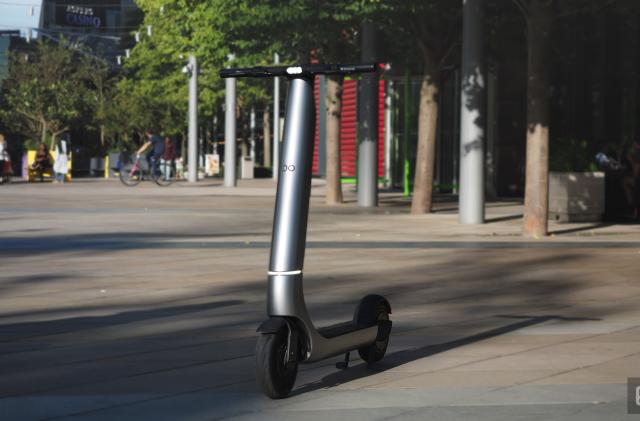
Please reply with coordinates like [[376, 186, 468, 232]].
[[119, 155, 175, 187]]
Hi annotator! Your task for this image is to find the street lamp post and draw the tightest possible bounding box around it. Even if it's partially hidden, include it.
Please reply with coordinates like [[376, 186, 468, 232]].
[[187, 54, 198, 183], [459, 0, 487, 224], [224, 69, 237, 187], [357, 21, 379, 208], [273, 53, 280, 179]]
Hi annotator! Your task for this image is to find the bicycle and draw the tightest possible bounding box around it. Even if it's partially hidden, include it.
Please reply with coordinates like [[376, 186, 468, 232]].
[[119, 155, 175, 187]]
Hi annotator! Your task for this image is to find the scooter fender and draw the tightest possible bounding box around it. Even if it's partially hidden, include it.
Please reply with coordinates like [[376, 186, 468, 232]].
[[256, 317, 301, 363], [256, 317, 289, 334]]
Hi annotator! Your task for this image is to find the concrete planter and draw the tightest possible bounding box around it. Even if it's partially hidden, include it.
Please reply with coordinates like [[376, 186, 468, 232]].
[[549, 171, 605, 222]]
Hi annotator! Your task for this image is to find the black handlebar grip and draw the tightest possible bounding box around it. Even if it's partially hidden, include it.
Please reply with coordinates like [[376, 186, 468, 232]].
[[220, 67, 265, 78], [339, 64, 377, 74], [219, 63, 378, 78]]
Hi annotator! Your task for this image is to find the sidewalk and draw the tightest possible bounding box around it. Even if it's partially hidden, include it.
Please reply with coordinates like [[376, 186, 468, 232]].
[[1, 179, 639, 420]]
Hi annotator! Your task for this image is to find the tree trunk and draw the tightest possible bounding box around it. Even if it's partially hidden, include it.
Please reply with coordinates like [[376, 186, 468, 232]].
[[41, 121, 47, 146], [326, 75, 344, 205], [620, 13, 638, 145], [591, 14, 606, 143], [100, 125, 106, 147], [523, 0, 552, 238], [411, 72, 439, 214], [263, 106, 271, 167]]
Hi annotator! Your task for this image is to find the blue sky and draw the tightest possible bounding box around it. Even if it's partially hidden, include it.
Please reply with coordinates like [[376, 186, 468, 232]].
[[0, 0, 42, 35]]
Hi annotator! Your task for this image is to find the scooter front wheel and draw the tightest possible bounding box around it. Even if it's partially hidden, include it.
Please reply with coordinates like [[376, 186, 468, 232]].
[[255, 329, 298, 399]]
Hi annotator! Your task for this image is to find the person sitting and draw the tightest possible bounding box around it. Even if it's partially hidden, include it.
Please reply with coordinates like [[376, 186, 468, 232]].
[[31, 143, 52, 182]]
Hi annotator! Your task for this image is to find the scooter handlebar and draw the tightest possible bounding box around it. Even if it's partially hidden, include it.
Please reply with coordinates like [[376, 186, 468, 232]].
[[219, 63, 377, 79]]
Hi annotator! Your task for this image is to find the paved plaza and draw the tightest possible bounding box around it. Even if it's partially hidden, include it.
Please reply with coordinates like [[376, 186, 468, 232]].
[[1, 179, 640, 420]]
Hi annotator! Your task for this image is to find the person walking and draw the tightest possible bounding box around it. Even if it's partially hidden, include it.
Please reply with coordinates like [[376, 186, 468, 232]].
[[53, 134, 69, 183], [161, 136, 176, 181], [0, 134, 10, 184]]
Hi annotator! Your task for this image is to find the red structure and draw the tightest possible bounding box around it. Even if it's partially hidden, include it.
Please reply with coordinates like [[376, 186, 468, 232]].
[[312, 79, 386, 178]]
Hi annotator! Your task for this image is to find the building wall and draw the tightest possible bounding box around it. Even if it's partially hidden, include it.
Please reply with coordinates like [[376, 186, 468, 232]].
[[39, 0, 141, 62]]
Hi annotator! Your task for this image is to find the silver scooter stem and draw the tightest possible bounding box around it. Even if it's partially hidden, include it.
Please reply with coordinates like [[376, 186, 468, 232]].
[[267, 77, 377, 362], [268, 77, 315, 272]]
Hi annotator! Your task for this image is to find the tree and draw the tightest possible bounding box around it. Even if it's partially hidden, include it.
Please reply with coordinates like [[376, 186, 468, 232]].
[[125, 0, 231, 141], [226, 0, 364, 203], [81, 56, 119, 148], [382, 1, 462, 214], [0, 40, 88, 148], [105, 79, 155, 148], [515, 0, 617, 237], [521, 0, 553, 238], [125, 0, 280, 170]]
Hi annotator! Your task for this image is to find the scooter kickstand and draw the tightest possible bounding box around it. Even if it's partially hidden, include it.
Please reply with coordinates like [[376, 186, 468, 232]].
[[335, 351, 350, 370]]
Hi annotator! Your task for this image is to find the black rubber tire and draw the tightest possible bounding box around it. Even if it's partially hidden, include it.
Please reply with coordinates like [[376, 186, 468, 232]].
[[355, 295, 391, 364], [120, 166, 142, 186], [255, 329, 298, 399]]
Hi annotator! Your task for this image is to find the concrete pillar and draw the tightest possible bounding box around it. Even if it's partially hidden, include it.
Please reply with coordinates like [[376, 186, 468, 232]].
[[357, 21, 378, 207], [273, 53, 281, 179], [250, 106, 256, 160], [224, 76, 237, 187], [384, 80, 394, 187], [459, 0, 486, 224], [318, 75, 327, 177], [187, 54, 198, 183]]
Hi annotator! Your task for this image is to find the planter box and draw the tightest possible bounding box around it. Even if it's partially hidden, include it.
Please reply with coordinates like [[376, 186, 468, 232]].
[[549, 171, 605, 222]]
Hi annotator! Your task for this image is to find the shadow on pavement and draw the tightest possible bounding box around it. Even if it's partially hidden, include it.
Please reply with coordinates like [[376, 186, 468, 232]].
[[0, 300, 245, 343], [292, 314, 600, 396]]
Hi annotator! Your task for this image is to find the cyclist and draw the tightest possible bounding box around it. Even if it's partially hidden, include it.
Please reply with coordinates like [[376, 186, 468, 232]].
[[136, 129, 164, 177]]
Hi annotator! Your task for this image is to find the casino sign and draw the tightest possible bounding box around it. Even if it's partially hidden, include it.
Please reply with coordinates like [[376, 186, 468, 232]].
[[57, 4, 104, 28]]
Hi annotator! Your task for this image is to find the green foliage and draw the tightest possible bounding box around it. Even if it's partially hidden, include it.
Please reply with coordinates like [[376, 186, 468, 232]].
[[550, 138, 598, 172], [0, 40, 89, 147], [118, 0, 376, 143], [122, 0, 233, 136], [379, 0, 461, 76], [226, 0, 371, 64], [80, 56, 118, 145]]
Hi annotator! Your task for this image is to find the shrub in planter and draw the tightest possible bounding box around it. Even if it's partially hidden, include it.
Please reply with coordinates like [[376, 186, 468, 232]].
[[549, 139, 604, 223]]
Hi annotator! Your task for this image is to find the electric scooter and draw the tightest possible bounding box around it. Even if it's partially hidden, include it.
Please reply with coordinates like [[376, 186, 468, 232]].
[[220, 63, 392, 399]]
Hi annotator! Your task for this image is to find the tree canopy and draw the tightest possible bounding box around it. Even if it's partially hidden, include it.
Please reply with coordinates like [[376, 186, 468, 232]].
[[0, 40, 89, 147]]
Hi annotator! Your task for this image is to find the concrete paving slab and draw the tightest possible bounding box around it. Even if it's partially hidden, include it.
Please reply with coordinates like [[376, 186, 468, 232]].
[[1, 179, 639, 419]]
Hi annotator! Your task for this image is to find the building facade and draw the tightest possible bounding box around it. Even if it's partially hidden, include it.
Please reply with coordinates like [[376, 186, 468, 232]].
[[39, 0, 142, 64]]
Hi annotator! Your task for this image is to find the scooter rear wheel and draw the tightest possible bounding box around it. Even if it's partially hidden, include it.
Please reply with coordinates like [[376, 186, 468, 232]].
[[255, 329, 298, 399], [355, 295, 391, 364]]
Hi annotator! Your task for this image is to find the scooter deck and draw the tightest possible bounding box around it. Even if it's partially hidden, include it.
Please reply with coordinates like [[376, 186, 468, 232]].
[[318, 320, 377, 339]]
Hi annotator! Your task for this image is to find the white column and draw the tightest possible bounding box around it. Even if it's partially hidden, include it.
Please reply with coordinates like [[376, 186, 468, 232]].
[[459, 0, 486, 224], [250, 106, 256, 160], [224, 76, 237, 187], [384, 80, 393, 187], [272, 53, 280, 179], [187, 54, 198, 183], [357, 21, 379, 208]]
